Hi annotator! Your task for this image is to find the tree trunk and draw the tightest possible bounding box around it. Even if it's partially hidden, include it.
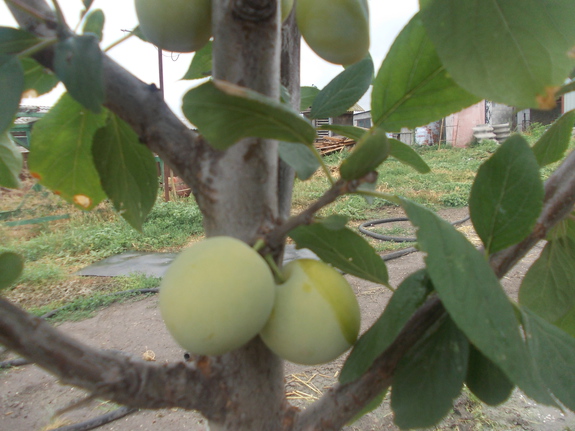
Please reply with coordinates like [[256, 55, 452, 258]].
[[200, 1, 291, 429]]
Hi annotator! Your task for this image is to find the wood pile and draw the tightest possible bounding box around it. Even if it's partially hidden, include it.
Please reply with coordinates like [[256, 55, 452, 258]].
[[314, 136, 356, 155]]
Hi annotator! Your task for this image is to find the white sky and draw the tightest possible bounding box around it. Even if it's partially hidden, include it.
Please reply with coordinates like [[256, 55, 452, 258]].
[[1, 0, 419, 120]]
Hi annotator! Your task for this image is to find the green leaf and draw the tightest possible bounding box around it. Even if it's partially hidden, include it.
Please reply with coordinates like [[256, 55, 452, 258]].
[[519, 238, 575, 324], [21, 57, 59, 97], [555, 307, 575, 338], [0, 252, 24, 291], [532, 111, 575, 167], [300, 86, 320, 111], [388, 138, 430, 173], [28, 94, 107, 210], [82, 9, 105, 42], [0, 27, 40, 54], [310, 57, 373, 119], [466, 344, 514, 406], [339, 128, 389, 180], [557, 80, 575, 98], [371, 14, 479, 132], [391, 315, 469, 429], [289, 223, 389, 285], [0, 132, 23, 189], [522, 307, 575, 411], [420, 0, 575, 109], [278, 142, 319, 180], [402, 199, 556, 406], [0, 54, 24, 135], [131, 26, 147, 42], [92, 112, 158, 231], [469, 135, 543, 255], [340, 269, 430, 384], [320, 214, 348, 231], [317, 124, 366, 141], [182, 80, 316, 150], [347, 390, 386, 425], [53, 35, 104, 113], [182, 40, 212, 80]]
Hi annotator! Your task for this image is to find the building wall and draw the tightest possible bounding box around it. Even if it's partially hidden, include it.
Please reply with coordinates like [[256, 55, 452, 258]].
[[564, 92, 575, 113], [445, 101, 486, 147]]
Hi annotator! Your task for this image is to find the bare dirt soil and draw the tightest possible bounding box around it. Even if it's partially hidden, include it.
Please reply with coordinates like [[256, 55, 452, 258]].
[[1, 209, 575, 431]]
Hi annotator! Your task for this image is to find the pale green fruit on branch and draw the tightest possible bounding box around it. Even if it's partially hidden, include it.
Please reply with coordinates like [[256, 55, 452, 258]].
[[135, 0, 212, 52], [260, 259, 361, 365], [296, 0, 370, 65], [159, 236, 275, 356], [281, 0, 294, 22]]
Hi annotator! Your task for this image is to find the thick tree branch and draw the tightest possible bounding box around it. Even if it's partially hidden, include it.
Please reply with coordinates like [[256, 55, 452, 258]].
[[0, 298, 229, 420], [294, 149, 575, 429]]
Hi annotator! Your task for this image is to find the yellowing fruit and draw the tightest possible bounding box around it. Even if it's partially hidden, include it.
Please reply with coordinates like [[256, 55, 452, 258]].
[[296, 0, 369, 65], [260, 259, 361, 365], [159, 236, 275, 356], [135, 0, 212, 52]]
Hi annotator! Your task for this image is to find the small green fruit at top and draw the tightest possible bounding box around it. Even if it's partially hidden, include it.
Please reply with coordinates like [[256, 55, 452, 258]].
[[260, 259, 361, 365], [296, 0, 369, 65], [281, 0, 294, 22], [159, 236, 275, 356], [135, 0, 212, 52]]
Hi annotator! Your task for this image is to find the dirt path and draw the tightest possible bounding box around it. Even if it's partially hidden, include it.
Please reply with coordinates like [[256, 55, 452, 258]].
[[2, 212, 575, 431]]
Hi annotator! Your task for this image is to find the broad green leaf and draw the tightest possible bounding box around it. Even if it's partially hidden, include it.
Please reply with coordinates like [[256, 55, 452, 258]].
[[555, 307, 575, 338], [466, 344, 514, 406], [391, 315, 469, 429], [371, 14, 479, 132], [289, 223, 389, 285], [300, 86, 320, 111], [402, 199, 556, 406], [0, 252, 24, 290], [347, 390, 386, 425], [318, 124, 366, 141], [182, 80, 316, 150], [0, 27, 40, 54], [28, 94, 107, 210], [532, 111, 575, 167], [420, 0, 575, 108], [182, 40, 212, 80], [547, 212, 575, 241], [340, 269, 430, 384], [519, 238, 575, 324], [310, 57, 373, 119], [522, 307, 575, 411], [320, 214, 348, 231], [92, 112, 158, 231], [469, 135, 543, 255], [82, 9, 105, 42], [83, 0, 94, 10], [54, 35, 104, 113], [0, 132, 23, 189], [389, 138, 430, 173], [340, 128, 389, 180], [0, 54, 24, 135], [131, 26, 147, 42], [278, 142, 319, 180], [280, 85, 291, 105], [21, 57, 59, 97]]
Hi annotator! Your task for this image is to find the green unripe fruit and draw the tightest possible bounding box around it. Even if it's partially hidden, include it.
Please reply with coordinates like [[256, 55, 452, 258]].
[[159, 236, 275, 356], [281, 0, 294, 22], [135, 0, 212, 52], [296, 0, 370, 65], [260, 259, 361, 365]]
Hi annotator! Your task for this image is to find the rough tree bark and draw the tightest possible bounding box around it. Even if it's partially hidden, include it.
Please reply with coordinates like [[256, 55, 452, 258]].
[[2, 0, 575, 430]]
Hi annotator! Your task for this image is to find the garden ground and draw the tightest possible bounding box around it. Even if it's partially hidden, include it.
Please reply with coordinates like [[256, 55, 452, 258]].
[[1, 208, 575, 431]]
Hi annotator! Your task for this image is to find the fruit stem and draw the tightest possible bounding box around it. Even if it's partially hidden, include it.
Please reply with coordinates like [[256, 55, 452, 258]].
[[264, 254, 287, 284], [252, 238, 266, 252]]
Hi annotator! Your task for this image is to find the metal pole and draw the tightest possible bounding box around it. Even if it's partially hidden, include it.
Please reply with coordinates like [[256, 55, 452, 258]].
[[158, 48, 170, 202]]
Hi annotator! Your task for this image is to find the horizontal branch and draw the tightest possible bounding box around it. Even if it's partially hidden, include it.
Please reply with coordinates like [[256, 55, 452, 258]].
[[0, 297, 229, 420], [294, 149, 575, 429]]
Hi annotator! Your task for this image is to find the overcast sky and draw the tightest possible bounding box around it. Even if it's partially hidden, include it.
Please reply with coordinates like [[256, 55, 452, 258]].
[[1, 0, 419, 120]]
